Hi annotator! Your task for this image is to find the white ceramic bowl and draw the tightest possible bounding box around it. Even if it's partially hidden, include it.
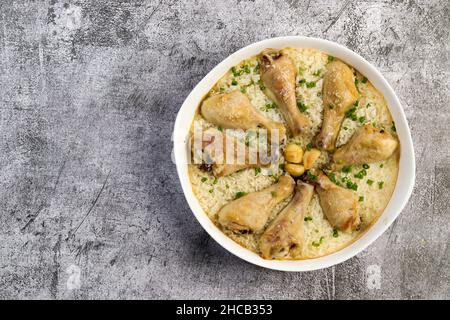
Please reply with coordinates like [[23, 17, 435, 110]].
[[173, 36, 415, 271]]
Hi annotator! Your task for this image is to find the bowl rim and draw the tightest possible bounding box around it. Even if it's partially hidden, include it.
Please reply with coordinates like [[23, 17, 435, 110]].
[[173, 36, 415, 271]]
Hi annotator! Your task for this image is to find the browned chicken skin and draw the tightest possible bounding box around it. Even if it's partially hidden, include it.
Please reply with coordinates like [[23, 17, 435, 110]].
[[260, 51, 310, 136], [332, 124, 398, 170], [259, 181, 314, 259], [201, 91, 286, 142], [218, 175, 295, 233], [197, 129, 272, 177], [315, 172, 360, 232], [315, 60, 359, 151]]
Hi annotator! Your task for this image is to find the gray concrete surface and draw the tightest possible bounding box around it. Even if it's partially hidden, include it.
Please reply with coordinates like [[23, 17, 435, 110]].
[[0, 0, 449, 300]]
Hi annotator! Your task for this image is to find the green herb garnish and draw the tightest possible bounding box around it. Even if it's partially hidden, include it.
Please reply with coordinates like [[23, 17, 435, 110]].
[[297, 101, 308, 113], [312, 236, 325, 247], [306, 81, 316, 88], [306, 143, 313, 151], [345, 105, 358, 121], [257, 79, 265, 91], [328, 55, 335, 62], [263, 102, 277, 111], [304, 216, 313, 222], [342, 165, 353, 173], [235, 191, 247, 199], [378, 181, 384, 189], [201, 177, 207, 183], [367, 179, 374, 186], [359, 196, 364, 202], [332, 229, 339, 238], [255, 167, 261, 175], [363, 164, 370, 169], [346, 180, 358, 191], [391, 121, 396, 132], [328, 172, 338, 184], [307, 170, 318, 181], [313, 69, 322, 77], [231, 79, 238, 86]]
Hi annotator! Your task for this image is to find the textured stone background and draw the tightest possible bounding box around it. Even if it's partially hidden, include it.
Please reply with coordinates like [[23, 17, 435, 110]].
[[0, 0, 449, 299]]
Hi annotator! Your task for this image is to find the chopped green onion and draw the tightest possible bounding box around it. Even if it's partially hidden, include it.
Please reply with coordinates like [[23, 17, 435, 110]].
[[359, 196, 364, 202], [304, 216, 313, 222], [201, 177, 207, 183], [345, 106, 358, 121], [231, 79, 238, 85], [391, 121, 396, 132], [332, 229, 339, 238], [299, 79, 306, 86], [297, 101, 308, 113], [378, 181, 384, 189], [328, 55, 335, 62], [342, 165, 353, 173], [213, 177, 218, 184], [307, 170, 317, 181], [362, 77, 368, 83], [235, 191, 247, 199], [328, 172, 338, 184], [313, 69, 322, 77], [306, 143, 313, 151], [255, 167, 261, 175], [367, 179, 374, 186], [312, 236, 325, 247], [306, 81, 316, 88], [346, 180, 358, 190], [257, 79, 265, 90], [363, 164, 370, 169]]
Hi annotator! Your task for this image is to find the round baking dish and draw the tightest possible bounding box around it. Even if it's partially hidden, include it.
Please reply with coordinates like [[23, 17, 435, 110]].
[[173, 36, 415, 271]]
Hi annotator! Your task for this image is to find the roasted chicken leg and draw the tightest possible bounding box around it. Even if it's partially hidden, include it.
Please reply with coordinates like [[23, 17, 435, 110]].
[[315, 60, 359, 151], [260, 50, 310, 136], [196, 129, 273, 177], [332, 124, 398, 169], [315, 172, 360, 232], [259, 181, 314, 259], [218, 175, 295, 233], [201, 91, 286, 141]]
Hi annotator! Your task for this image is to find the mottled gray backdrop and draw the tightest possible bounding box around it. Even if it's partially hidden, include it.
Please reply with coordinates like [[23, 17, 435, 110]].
[[0, 0, 449, 299]]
